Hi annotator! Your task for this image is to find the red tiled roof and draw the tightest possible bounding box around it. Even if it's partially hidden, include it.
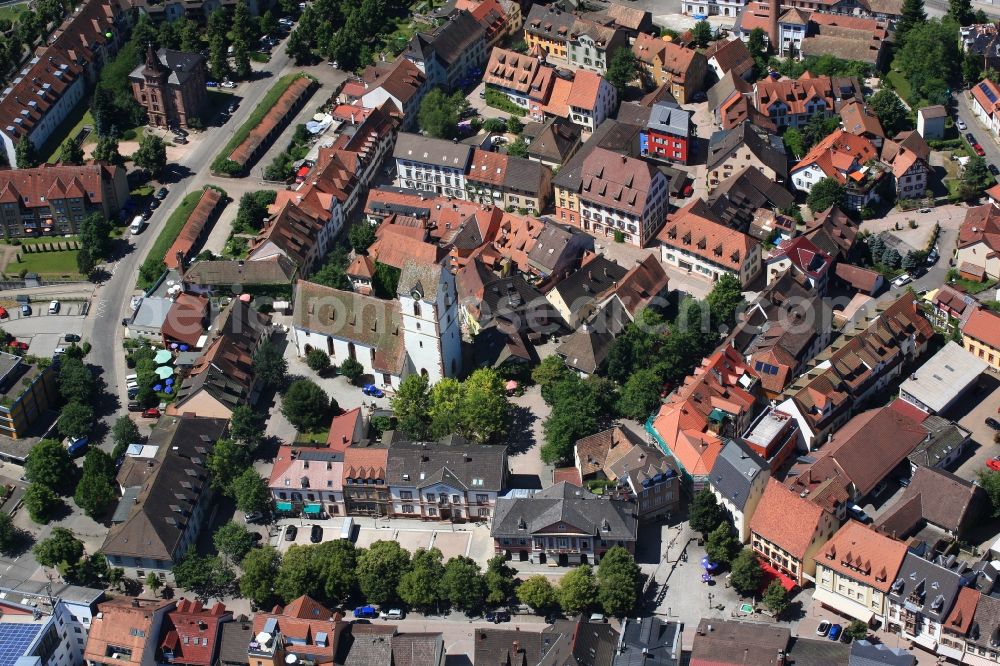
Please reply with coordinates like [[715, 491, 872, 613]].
[[483, 47, 542, 95], [973, 78, 1000, 118], [229, 76, 314, 166], [327, 407, 363, 451], [946, 587, 981, 635], [767, 235, 830, 280], [817, 521, 907, 593], [368, 226, 442, 269], [161, 293, 209, 348], [963, 307, 1000, 350], [704, 38, 754, 79], [657, 198, 758, 271], [468, 148, 510, 187], [792, 128, 878, 185], [342, 446, 388, 482], [566, 70, 605, 110], [751, 478, 825, 560], [579, 147, 660, 217], [0, 163, 121, 210], [755, 72, 840, 117], [165, 188, 223, 270], [252, 596, 343, 661], [159, 599, 231, 666], [959, 203, 1000, 253], [84, 597, 176, 666]]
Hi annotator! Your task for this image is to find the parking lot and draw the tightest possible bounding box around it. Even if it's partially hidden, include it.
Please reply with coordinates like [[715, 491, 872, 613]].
[[0, 299, 87, 357]]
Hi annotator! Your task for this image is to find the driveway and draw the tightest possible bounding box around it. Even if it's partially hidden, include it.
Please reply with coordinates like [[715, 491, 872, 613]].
[[957, 91, 1000, 168], [951, 371, 1000, 484]]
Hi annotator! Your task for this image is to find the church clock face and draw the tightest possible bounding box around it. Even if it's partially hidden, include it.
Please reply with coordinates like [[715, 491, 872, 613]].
[[410, 288, 423, 301]]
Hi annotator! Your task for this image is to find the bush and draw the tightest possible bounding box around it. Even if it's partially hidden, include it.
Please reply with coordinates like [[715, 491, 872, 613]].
[[484, 88, 524, 115]]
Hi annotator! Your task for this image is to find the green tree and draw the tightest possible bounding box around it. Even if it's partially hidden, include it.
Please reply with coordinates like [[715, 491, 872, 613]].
[[845, 620, 869, 641], [15, 136, 34, 168], [0, 513, 17, 555], [605, 47, 638, 96], [541, 377, 615, 465], [76, 249, 96, 278], [506, 137, 528, 158], [206, 438, 250, 493], [460, 368, 509, 443], [74, 452, 116, 518], [948, 0, 973, 25], [234, 191, 277, 233], [485, 554, 517, 606], [24, 483, 62, 524], [882, 247, 902, 269], [783, 128, 805, 158], [429, 377, 463, 439], [58, 401, 93, 439], [241, 546, 281, 605], [596, 547, 640, 617], [518, 575, 558, 611], [689, 488, 724, 536], [963, 155, 992, 196], [868, 90, 910, 137], [978, 469, 1000, 517], [763, 580, 790, 617], [253, 340, 288, 387], [705, 522, 740, 566], [214, 521, 257, 563], [807, 177, 846, 213], [559, 565, 598, 614], [339, 357, 364, 384], [314, 540, 359, 604], [229, 405, 263, 449], [173, 552, 235, 597], [897, 0, 927, 41], [418, 88, 465, 139], [357, 540, 411, 605], [59, 137, 84, 165], [707, 273, 745, 330], [532, 356, 573, 405], [180, 18, 201, 52], [133, 134, 167, 176], [274, 544, 317, 602], [391, 374, 431, 439], [146, 572, 163, 595], [58, 356, 93, 403], [729, 549, 764, 596], [281, 379, 330, 431], [616, 368, 662, 420], [33, 528, 84, 568], [747, 27, 769, 74], [25, 439, 73, 492], [92, 135, 123, 165], [231, 468, 270, 514], [231, 0, 254, 78], [692, 19, 712, 48], [306, 348, 331, 373], [896, 20, 959, 105], [111, 416, 141, 461], [440, 555, 486, 613], [207, 8, 230, 80], [348, 222, 377, 253], [398, 547, 445, 611]]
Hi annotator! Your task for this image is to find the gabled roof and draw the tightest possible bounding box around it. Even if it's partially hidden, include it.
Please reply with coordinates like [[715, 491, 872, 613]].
[[658, 198, 759, 271], [818, 521, 907, 593], [393, 132, 473, 169], [360, 58, 426, 106], [182, 256, 297, 287], [578, 147, 661, 217], [876, 466, 984, 537], [710, 439, 768, 512], [962, 307, 1000, 350], [750, 478, 826, 560], [229, 76, 314, 166], [805, 205, 858, 261], [792, 128, 878, 184], [707, 121, 788, 179], [840, 100, 885, 140], [404, 9, 485, 68], [492, 482, 638, 541], [384, 434, 507, 490], [707, 166, 795, 231], [768, 235, 831, 280], [159, 599, 232, 666], [85, 597, 176, 666], [958, 202, 1000, 253], [252, 596, 344, 662], [704, 38, 754, 80]]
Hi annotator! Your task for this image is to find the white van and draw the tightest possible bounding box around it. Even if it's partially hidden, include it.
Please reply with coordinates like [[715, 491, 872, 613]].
[[129, 216, 145, 234], [340, 517, 354, 540]]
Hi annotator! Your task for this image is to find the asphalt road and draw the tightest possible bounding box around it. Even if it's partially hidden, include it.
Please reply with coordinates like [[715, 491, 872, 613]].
[[82, 38, 296, 446]]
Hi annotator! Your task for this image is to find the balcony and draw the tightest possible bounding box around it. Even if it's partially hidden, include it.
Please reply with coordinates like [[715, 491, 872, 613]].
[[248, 632, 281, 658]]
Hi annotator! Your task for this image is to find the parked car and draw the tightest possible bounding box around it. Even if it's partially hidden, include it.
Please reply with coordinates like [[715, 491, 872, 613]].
[[175, 137, 188, 145], [142, 209, 153, 220], [284, 525, 298, 541], [149, 199, 160, 210], [967, 132, 977, 143], [53, 347, 66, 357], [362, 384, 385, 398], [898, 476, 911, 487], [380, 609, 404, 620], [485, 611, 511, 623], [127, 387, 139, 399], [64, 333, 80, 342], [848, 504, 872, 524], [974, 143, 986, 157], [245, 511, 265, 523], [891, 273, 912, 289], [0, 307, 7, 319], [127, 401, 142, 412], [354, 605, 378, 619], [221, 80, 237, 89], [206, 80, 218, 87], [828, 624, 843, 641], [20, 304, 31, 316], [228, 102, 239, 114], [990, 164, 999, 176], [48, 300, 60, 314], [986, 417, 1000, 431], [142, 408, 161, 418], [156, 187, 168, 199], [957, 119, 968, 131], [310, 524, 323, 543], [816, 621, 831, 637], [988, 456, 1000, 471]]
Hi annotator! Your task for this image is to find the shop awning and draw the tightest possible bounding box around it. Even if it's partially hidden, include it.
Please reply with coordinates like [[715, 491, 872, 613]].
[[812, 587, 875, 624], [275, 501, 293, 512], [303, 504, 322, 515], [759, 560, 797, 592]]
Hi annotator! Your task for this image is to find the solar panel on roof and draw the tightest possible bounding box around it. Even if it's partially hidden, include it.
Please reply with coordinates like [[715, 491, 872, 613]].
[[0, 623, 44, 666], [263, 617, 278, 634], [981, 82, 998, 104]]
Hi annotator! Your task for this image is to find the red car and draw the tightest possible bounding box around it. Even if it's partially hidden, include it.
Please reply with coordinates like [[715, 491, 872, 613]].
[[974, 144, 986, 157], [0, 307, 8, 319], [988, 457, 1000, 472], [10, 341, 28, 350], [142, 408, 161, 418]]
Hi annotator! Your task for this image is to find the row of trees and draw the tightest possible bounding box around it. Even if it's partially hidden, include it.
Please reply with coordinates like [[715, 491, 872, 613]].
[[229, 537, 642, 618], [389, 370, 510, 443], [286, 0, 407, 69]]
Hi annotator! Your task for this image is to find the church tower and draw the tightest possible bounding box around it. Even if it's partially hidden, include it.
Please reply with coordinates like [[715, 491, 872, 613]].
[[141, 44, 169, 128], [398, 260, 463, 384]]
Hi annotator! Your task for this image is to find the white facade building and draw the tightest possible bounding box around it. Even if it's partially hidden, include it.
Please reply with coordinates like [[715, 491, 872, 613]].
[[393, 132, 472, 199], [398, 261, 463, 383]]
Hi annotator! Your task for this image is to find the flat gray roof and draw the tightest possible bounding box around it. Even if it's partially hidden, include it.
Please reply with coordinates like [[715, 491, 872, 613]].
[[899, 341, 988, 413]]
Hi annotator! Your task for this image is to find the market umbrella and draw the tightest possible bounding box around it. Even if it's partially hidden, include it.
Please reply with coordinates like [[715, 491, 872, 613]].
[[154, 349, 172, 364], [165, 378, 174, 386], [170, 343, 179, 350], [505, 380, 518, 391], [179, 344, 189, 352], [701, 573, 711, 583], [153, 384, 163, 392], [165, 386, 173, 395], [155, 366, 173, 379]]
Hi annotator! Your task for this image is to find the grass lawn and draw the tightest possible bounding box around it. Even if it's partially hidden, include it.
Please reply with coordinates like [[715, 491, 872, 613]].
[[951, 278, 998, 295], [39, 101, 93, 164], [144, 186, 227, 268], [15, 235, 80, 246], [210, 73, 314, 172], [886, 65, 913, 106], [9, 250, 82, 278], [294, 427, 330, 446], [382, 18, 433, 55], [0, 2, 27, 22], [131, 185, 154, 198]]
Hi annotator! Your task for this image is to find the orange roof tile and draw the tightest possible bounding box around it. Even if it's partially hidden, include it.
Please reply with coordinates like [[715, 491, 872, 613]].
[[566, 70, 605, 110], [817, 521, 907, 592], [657, 198, 758, 271], [963, 307, 1000, 350], [751, 479, 826, 560]]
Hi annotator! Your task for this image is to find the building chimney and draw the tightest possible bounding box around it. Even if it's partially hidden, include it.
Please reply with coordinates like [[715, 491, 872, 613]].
[[767, 0, 781, 55]]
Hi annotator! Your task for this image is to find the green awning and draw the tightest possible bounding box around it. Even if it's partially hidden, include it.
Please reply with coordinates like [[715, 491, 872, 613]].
[[303, 504, 322, 514], [275, 501, 293, 511]]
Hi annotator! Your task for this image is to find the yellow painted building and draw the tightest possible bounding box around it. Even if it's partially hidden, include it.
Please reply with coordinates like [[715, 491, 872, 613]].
[[962, 308, 1000, 371], [0, 353, 57, 443]]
